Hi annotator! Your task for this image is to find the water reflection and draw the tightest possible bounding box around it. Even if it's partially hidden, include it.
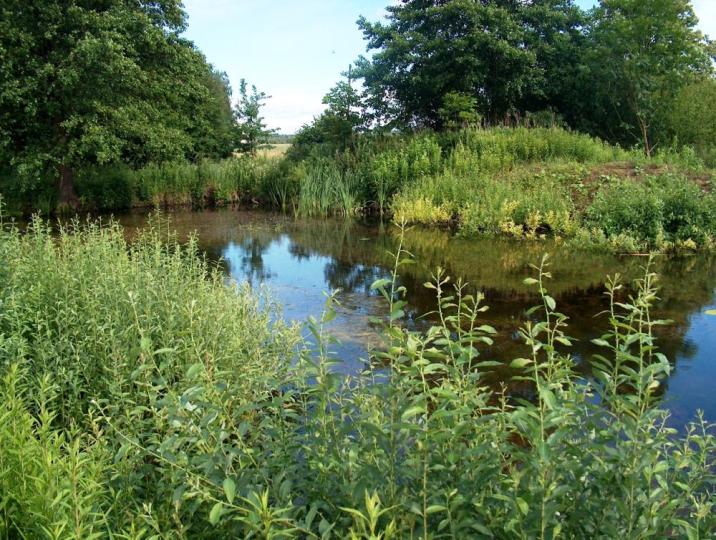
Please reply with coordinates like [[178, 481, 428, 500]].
[[118, 209, 716, 428]]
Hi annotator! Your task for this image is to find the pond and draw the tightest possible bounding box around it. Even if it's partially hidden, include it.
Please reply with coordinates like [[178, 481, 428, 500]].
[[119, 209, 716, 429]]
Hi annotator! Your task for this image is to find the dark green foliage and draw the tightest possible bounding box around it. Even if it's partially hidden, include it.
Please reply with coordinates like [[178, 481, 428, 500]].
[[191, 70, 237, 161], [667, 79, 716, 166], [586, 174, 716, 249], [351, 0, 714, 156], [355, 0, 585, 128], [75, 165, 134, 211], [582, 0, 712, 155], [0, 0, 235, 206]]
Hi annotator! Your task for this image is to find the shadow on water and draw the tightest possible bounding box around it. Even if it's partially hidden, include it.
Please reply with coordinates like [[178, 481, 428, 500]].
[[118, 208, 716, 429]]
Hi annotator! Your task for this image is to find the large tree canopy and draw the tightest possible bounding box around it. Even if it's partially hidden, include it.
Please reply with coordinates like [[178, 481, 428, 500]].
[[0, 0, 234, 205], [351, 0, 713, 154], [582, 0, 713, 154], [354, 0, 585, 129]]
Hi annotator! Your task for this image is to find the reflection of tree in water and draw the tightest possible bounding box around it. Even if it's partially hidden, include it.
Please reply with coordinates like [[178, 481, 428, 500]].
[[323, 259, 385, 295], [158, 209, 716, 419], [222, 235, 276, 286], [288, 242, 312, 262]]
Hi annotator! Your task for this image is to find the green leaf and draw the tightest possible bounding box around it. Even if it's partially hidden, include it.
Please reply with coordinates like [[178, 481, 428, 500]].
[[706, 310, 716, 316], [186, 363, 204, 379], [209, 502, 223, 525], [370, 278, 391, 290], [402, 405, 425, 421], [523, 277, 538, 285], [471, 523, 494, 537], [539, 388, 557, 410], [510, 358, 532, 369], [544, 295, 556, 311], [223, 478, 236, 504], [516, 498, 529, 515]]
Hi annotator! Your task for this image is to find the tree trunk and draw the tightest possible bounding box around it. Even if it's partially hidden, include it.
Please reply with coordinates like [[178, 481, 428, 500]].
[[57, 162, 79, 210], [637, 116, 652, 158]]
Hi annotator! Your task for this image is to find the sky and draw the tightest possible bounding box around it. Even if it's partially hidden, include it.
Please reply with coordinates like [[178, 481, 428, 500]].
[[182, 0, 716, 134]]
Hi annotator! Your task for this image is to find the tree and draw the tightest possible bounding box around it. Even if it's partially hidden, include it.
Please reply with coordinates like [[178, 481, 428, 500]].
[[319, 68, 364, 147], [234, 80, 275, 155], [585, 0, 713, 155], [190, 69, 237, 161], [354, 0, 584, 129], [0, 0, 233, 208], [666, 78, 716, 165], [288, 70, 364, 161]]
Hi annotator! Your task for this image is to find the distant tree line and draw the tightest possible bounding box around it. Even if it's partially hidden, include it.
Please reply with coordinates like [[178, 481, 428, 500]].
[[0, 0, 274, 207], [294, 0, 715, 162]]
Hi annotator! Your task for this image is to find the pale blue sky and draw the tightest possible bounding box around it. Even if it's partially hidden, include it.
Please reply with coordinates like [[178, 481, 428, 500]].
[[182, 0, 715, 133]]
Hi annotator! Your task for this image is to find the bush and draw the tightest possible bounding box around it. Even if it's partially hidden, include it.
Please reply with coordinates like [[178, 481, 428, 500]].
[[75, 165, 134, 211], [655, 175, 715, 242], [0, 221, 714, 537], [586, 175, 716, 249], [586, 181, 665, 246]]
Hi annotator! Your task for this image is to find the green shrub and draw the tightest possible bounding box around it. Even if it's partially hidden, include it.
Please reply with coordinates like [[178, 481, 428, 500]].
[[654, 175, 715, 242], [75, 165, 134, 211], [0, 221, 714, 537], [586, 181, 665, 245], [586, 175, 716, 249]]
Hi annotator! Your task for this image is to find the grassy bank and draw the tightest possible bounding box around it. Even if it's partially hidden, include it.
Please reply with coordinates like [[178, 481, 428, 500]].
[[0, 219, 714, 537], [291, 127, 714, 252], [3, 127, 714, 252]]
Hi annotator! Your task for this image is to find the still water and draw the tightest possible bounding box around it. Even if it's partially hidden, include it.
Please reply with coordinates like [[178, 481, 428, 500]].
[[120, 209, 716, 429]]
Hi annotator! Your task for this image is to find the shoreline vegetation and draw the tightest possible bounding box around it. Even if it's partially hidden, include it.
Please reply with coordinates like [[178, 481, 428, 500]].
[[16, 126, 713, 254], [0, 219, 714, 537], [2, 0, 715, 255]]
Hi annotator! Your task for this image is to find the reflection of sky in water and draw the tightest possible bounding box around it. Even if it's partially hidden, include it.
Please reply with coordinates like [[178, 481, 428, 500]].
[[663, 306, 716, 428], [222, 234, 389, 373], [217, 226, 716, 429]]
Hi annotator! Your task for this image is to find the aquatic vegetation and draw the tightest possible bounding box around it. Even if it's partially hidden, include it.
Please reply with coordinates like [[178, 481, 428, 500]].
[[73, 156, 287, 210], [295, 159, 361, 217], [0, 219, 713, 537]]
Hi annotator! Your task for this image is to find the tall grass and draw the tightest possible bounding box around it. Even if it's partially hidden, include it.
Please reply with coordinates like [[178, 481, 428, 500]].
[[74, 156, 287, 210], [0, 219, 713, 537], [6, 125, 713, 251], [303, 127, 714, 252], [295, 159, 362, 217]]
